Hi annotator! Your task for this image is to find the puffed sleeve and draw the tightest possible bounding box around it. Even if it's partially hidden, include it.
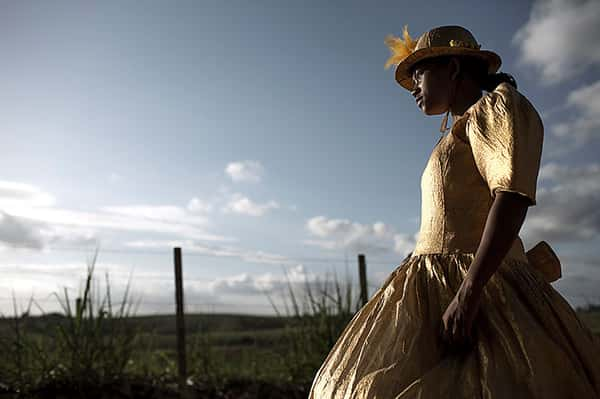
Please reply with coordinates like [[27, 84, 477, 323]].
[[465, 82, 544, 206]]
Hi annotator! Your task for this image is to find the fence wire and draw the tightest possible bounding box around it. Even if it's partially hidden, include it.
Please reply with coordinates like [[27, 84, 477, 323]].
[[2, 245, 599, 316]]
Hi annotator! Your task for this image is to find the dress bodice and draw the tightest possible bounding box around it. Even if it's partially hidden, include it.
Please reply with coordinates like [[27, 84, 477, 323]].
[[412, 82, 544, 263]]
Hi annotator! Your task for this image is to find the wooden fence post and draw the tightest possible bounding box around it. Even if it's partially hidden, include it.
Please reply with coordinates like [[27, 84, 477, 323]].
[[358, 254, 368, 306], [173, 247, 187, 395]]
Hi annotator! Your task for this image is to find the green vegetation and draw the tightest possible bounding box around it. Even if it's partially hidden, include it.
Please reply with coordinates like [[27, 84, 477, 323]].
[[0, 250, 361, 398], [577, 304, 600, 334], [0, 248, 142, 397]]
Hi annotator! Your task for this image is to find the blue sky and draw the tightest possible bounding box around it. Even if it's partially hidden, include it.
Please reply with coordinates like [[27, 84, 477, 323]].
[[1, 0, 599, 315]]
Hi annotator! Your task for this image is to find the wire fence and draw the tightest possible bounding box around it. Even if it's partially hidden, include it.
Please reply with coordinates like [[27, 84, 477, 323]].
[[1, 244, 600, 317]]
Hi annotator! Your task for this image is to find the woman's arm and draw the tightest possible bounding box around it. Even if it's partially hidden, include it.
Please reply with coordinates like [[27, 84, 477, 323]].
[[441, 191, 530, 349], [465, 190, 530, 292]]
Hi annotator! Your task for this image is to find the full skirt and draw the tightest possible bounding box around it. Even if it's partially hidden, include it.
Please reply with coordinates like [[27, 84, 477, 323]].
[[308, 253, 600, 398]]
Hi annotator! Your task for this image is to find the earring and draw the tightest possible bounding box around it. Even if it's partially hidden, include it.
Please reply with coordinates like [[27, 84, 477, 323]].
[[440, 82, 457, 135], [439, 108, 450, 134]]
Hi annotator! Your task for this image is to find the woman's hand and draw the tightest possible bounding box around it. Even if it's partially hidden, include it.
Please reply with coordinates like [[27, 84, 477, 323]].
[[441, 278, 482, 352]]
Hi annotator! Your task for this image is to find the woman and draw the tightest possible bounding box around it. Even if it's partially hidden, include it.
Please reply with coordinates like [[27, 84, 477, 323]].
[[308, 25, 600, 398]]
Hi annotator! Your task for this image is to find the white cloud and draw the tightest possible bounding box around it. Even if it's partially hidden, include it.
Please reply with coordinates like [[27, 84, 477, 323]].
[[0, 210, 108, 252], [0, 181, 56, 208], [0, 182, 100, 250], [221, 193, 279, 216], [100, 205, 208, 225], [0, 211, 46, 250], [108, 173, 123, 184], [512, 0, 600, 85], [521, 162, 600, 247], [205, 264, 358, 313], [302, 239, 339, 250], [550, 79, 600, 144], [306, 216, 354, 238], [304, 216, 416, 257], [394, 233, 418, 256], [125, 239, 292, 265], [187, 197, 213, 213], [4, 206, 231, 243], [207, 264, 316, 296], [0, 181, 235, 250], [0, 260, 219, 316], [539, 161, 600, 182], [225, 160, 264, 183]]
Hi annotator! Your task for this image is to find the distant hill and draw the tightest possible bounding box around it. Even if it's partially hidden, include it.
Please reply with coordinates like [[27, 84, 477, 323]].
[[2, 307, 599, 337], [576, 305, 600, 334], [0, 312, 289, 335]]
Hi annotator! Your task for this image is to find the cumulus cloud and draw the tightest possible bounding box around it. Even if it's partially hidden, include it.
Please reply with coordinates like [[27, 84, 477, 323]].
[[225, 160, 264, 183], [513, 0, 600, 85], [306, 216, 354, 238], [394, 232, 419, 256], [205, 264, 362, 315], [550, 79, 600, 144], [521, 162, 600, 247], [304, 216, 416, 257], [221, 193, 279, 216], [208, 264, 316, 296]]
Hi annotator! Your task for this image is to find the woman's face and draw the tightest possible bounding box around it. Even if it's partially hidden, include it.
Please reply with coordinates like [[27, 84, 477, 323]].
[[410, 57, 455, 115]]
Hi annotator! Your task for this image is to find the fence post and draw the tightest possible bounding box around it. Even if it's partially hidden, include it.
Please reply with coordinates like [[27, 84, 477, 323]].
[[75, 297, 82, 316], [173, 247, 187, 395], [358, 254, 368, 306]]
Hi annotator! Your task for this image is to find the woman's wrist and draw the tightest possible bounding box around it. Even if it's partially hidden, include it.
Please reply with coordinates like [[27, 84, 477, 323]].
[[465, 257, 498, 294], [461, 274, 484, 299]]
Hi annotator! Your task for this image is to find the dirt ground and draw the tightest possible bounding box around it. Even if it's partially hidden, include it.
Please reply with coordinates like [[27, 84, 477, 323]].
[[1, 378, 310, 399]]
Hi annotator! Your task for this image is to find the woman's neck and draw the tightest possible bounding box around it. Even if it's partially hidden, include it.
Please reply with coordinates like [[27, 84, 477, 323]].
[[450, 79, 483, 118]]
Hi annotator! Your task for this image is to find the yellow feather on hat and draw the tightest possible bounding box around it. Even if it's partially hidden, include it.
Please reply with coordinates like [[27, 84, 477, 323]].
[[384, 25, 417, 70]]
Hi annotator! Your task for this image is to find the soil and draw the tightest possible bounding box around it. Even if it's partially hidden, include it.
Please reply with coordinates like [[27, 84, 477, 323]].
[[0, 378, 310, 399]]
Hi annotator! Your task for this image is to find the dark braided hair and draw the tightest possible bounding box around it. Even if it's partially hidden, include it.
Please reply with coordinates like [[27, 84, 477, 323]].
[[482, 72, 517, 91], [456, 55, 517, 91]]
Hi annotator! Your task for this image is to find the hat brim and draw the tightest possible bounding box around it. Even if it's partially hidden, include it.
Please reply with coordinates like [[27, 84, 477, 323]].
[[395, 47, 502, 91]]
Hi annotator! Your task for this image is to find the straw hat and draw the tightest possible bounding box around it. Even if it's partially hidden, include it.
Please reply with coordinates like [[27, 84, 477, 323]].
[[384, 25, 502, 91]]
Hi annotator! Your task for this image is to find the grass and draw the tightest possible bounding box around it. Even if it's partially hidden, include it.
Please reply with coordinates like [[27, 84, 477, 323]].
[[575, 304, 600, 334], [0, 247, 142, 396], [0, 249, 360, 397], [261, 264, 364, 384]]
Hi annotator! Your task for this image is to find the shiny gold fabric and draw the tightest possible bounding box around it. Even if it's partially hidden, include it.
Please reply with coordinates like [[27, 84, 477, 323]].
[[308, 83, 600, 398]]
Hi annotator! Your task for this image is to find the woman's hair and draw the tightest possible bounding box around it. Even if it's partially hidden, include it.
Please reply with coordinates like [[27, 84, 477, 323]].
[[411, 55, 517, 92]]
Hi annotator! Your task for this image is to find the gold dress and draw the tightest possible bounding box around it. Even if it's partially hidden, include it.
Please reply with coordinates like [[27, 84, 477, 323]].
[[308, 82, 600, 398]]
